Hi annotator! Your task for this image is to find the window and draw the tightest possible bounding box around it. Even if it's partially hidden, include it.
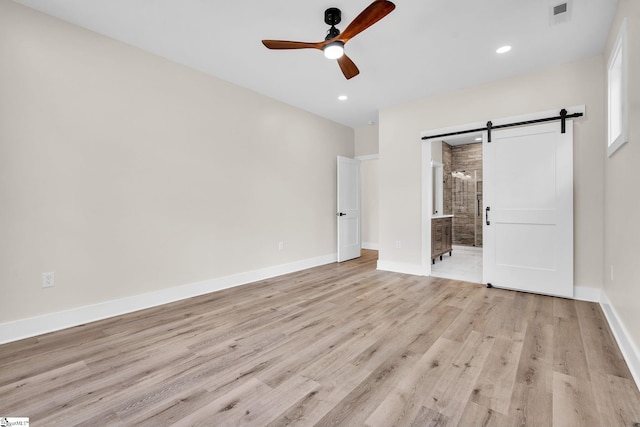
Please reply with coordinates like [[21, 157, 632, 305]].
[[607, 18, 628, 157]]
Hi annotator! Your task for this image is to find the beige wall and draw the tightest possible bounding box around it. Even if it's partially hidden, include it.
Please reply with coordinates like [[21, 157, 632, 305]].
[[0, 1, 353, 324], [360, 160, 379, 248], [379, 55, 605, 291], [355, 124, 379, 156], [603, 0, 640, 365], [355, 124, 379, 248]]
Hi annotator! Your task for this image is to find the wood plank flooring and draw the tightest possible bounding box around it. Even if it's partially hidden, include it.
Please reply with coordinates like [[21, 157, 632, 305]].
[[1, 250, 639, 426]]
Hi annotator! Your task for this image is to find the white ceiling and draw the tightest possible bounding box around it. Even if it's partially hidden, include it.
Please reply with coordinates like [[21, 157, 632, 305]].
[[12, 0, 617, 128], [444, 133, 484, 146]]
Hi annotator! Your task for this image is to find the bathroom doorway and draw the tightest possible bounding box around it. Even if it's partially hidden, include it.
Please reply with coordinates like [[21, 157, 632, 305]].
[[423, 107, 579, 294], [430, 133, 483, 283]]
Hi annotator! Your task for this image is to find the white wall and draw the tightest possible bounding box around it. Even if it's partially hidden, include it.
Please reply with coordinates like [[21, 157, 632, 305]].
[[602, 0, 640, 382], [431, 141, 443, 164], [378, 55, 605, 291], [0, 0, 353, 327]]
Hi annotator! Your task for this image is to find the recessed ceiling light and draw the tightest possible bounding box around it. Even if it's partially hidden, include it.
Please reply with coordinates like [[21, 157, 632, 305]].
[[475, 137, 482, 141], [496, 45, 512, 54], [338, 95, 348, 101]]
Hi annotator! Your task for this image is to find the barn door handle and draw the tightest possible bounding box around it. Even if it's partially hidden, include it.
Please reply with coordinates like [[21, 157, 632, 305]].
[[485, 206, 490, 226], [337, 212, 346, 216]]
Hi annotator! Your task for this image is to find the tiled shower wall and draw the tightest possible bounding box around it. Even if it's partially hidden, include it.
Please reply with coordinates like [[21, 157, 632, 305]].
[[450, 143, 483, 247]]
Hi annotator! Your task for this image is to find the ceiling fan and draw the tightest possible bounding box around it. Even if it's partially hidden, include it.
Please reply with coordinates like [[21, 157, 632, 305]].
[[262, 0, 396, 80]]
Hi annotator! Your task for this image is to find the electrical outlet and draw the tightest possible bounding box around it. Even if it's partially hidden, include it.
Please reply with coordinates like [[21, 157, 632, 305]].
[[42, 272, 55, 288], [278, 241, 284, 251], [395, 240, 402, 249]]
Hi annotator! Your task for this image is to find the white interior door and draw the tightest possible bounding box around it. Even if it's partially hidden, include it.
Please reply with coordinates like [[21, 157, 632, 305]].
[[337, 156, 361, 262], [483, 121, 573, 297]]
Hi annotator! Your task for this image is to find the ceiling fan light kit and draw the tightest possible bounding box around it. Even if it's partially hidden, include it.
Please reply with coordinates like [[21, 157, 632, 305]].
[[261, 0, 396, 79], [324, 41, 344, 59]]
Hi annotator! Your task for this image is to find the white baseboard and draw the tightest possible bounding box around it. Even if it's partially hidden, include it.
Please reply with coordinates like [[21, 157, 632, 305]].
[[362, 242, 379, 250], [377, 260, 428, 276], [600, 291, 640, 392], [573, 285, 601, 302], [0, 253, 337, 345]]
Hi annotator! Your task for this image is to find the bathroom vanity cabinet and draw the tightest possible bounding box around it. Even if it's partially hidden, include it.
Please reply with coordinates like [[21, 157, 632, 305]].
[[432, 216, 452, 263]]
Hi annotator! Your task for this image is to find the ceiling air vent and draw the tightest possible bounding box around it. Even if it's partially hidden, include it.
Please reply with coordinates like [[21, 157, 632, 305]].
[[549, 0, 572, 25], [553, 3, 568, 16]]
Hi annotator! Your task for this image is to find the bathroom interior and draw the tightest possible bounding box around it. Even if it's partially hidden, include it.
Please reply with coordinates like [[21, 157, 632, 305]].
[[430, 133, 483, 283]]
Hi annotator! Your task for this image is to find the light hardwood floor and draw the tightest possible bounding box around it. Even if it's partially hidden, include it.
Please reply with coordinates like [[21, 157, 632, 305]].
[[1, 250, 639, 426]]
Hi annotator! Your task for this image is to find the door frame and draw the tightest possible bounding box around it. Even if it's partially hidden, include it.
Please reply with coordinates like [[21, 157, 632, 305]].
[[420, 105, 585, 282]]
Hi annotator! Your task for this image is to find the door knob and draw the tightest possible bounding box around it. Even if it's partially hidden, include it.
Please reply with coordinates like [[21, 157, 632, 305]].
[[337, 212, 347, 216]]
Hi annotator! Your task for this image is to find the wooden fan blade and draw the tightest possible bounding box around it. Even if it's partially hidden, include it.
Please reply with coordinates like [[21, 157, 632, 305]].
[[340, 0, 396, 43], [262, 40, 323, 50], [337, 54, 360, 80]]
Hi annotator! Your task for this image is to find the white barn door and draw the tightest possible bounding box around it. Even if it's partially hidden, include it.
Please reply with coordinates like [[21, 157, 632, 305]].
[[483, 121, 573, 298], [337, 156, 361, 262]]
